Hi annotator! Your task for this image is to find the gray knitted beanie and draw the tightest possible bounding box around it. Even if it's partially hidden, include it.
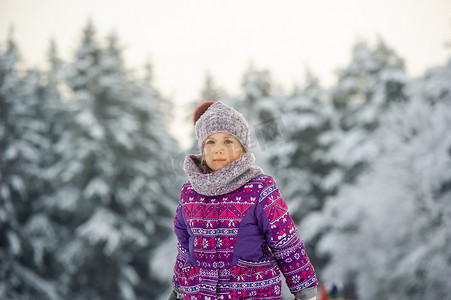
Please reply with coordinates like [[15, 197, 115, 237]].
[[194, 101, 250, 153]]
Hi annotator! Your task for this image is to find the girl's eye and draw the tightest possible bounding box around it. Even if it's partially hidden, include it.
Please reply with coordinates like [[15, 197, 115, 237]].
[[225, 140, 233, 144], [206, 140, 215, 145]]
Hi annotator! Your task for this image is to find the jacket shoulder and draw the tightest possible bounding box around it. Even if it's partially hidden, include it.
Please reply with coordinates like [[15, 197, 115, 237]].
[[243, 174, 278, 199], [179, 182, 195, 204], [249, 174, 277, 190], [181, 181, 192, 190], [248, 174, 275, 186]]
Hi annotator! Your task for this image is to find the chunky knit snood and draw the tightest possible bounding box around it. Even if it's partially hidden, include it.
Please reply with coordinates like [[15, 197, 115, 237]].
[[183, 152, 263, 196]]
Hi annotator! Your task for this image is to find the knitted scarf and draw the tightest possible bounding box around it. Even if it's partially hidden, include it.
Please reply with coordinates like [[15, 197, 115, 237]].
[[183, 152, 264, 196]]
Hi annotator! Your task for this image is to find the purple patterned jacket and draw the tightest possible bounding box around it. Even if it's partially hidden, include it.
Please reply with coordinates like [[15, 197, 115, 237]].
[[172, 174, 318, 299]]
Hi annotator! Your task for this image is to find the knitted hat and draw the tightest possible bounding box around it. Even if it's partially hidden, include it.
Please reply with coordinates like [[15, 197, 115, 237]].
[[194, 101, 250, 153]]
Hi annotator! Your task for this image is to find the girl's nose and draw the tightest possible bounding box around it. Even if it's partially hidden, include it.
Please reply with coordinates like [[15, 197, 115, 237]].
[[214, 147, 224, 154]]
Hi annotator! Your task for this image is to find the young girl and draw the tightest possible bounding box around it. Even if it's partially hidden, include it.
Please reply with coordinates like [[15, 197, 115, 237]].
[[169, 101, 318, 300]]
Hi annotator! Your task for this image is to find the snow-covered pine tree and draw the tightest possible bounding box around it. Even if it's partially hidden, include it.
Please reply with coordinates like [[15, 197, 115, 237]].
[[43, 38, 65, 142], [0, 32, 60, 300], [328, 37, 408, 185], [233, 63, 274, 126], [268, 71, 333, 219], [305, 57, 451, 300], [44, 21, 180, 299], [296, 39, 409, 297], [200, 71, 224, 102], [130, 52, 185, 299]]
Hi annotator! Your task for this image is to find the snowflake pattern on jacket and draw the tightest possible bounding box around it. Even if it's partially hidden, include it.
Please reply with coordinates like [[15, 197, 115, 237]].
[[172, 174, 317, 300]]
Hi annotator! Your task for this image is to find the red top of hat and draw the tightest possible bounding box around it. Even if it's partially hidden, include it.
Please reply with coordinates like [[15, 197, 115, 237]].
[[193, 101, 215, 125]]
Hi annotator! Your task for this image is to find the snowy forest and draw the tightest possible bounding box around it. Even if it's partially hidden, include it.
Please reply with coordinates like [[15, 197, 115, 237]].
[[1, 20, 450, 300]]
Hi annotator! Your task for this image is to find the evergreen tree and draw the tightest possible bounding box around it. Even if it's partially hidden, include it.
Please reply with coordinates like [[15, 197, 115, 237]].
[[200, 71, 223, 102], [43, 38, 66, 147], [268, 71, 333, 218], [233, 63, 273, 125], [44, 22, 180, 299], [305, 58, 451, 300], [0, 32, 60, 300], [328, 38, 408, 185]]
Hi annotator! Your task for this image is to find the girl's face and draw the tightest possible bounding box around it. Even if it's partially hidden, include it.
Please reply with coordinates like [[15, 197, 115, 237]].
[[203, 132, 244, 172]]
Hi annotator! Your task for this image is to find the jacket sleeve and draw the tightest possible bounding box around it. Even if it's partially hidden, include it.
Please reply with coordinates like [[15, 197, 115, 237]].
[[172, 203, 190, 290], [174, 204, 190, 251], [258, 177, 318, 295]]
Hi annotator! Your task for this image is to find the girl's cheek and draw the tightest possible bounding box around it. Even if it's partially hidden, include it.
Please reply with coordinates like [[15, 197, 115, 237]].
[[226, 145, 237, 157], [203, 146, 212, 157], [229, 147, 242, 159]]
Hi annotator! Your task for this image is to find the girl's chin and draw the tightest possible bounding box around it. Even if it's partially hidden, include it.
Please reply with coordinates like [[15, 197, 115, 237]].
[[210, 162, 229, 171]]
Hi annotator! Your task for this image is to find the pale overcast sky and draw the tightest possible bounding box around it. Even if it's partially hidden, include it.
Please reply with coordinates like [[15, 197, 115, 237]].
[[1, 0, 450, 148]]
